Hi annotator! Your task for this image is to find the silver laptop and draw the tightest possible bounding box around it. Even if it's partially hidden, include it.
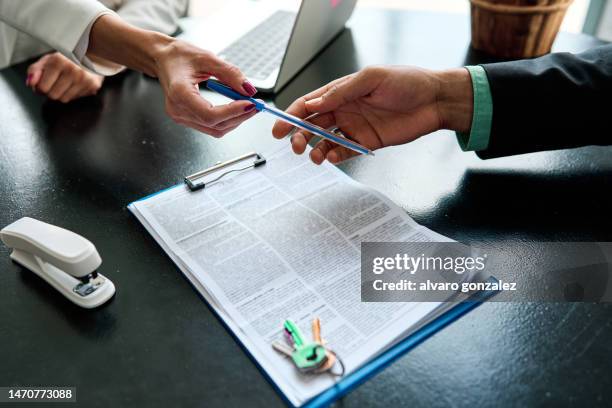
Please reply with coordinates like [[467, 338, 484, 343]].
[[183, 0, 357, 94]]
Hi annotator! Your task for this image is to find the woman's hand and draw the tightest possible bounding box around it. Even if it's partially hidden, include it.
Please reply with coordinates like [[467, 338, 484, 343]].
[[272, 66, 474, 164], [27, 52, 104, 103], [87, 14, 259, 138], [152, 40, 259, 137]]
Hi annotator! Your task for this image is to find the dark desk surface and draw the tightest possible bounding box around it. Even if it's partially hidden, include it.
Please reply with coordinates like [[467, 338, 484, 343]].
[[1, 9, 611, 408]]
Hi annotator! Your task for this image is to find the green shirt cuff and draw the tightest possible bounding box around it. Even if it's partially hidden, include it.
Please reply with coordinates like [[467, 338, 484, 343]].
[[456, 65, 493, 151]]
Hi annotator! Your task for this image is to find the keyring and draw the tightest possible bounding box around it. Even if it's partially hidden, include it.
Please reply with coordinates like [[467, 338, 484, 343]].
[[326, 349, 346, 377]]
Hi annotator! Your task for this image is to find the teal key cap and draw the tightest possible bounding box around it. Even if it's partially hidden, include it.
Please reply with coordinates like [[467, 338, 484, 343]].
[[284, 319, 327, 371]]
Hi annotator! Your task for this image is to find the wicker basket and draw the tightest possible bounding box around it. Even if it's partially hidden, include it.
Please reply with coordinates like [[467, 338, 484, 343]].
[[470, 0, 573, 59]]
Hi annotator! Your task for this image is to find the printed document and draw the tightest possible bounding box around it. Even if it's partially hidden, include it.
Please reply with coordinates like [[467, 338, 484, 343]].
[[129, 143, 457, 406]]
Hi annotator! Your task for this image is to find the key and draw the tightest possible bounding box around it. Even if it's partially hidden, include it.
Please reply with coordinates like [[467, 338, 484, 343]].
[[284, 319, 327, 372], [311, 318, 338, 373], [283, 327, 294, 347], [284, 319, 305, 347], [272, 340, 294, 357], [312, 318, 322, 344], [316, 349, 337, 373]]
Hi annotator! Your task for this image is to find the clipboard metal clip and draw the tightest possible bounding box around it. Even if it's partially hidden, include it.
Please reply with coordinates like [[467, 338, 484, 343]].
[[184, 152, 266, 191]]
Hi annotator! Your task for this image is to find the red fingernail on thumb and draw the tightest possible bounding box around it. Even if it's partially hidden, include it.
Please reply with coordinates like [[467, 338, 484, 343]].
[[26, 74, 33, 85], [244, 103, 256, 112], [242, 81, 257, 97]]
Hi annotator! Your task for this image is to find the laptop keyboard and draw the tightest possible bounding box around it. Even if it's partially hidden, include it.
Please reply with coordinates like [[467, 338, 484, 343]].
[[219, 10, 296, 81]]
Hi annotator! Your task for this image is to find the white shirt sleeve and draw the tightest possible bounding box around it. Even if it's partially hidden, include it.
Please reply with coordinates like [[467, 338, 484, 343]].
[[116, 0, 188, 35], [73, 11, 125, 76], [0, 0, 120, 75]]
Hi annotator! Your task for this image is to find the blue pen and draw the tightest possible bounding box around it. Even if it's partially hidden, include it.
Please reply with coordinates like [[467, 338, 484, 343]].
[[206, 80, 374, 156]]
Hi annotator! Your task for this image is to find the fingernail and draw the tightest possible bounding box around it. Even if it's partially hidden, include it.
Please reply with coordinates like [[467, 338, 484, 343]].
[[306, 97, 322, 106], [242, 81, 257, 96], [25, 74, 32, 85], [244, 103, 256, 112]]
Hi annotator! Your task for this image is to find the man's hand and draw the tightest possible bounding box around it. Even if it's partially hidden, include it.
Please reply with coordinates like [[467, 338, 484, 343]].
[[27, 52, 104, 103], [272, 66, 473, 164]]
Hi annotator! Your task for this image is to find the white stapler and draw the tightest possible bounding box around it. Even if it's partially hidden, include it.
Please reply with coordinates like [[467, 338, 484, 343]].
[[1, 217, 115, 308]]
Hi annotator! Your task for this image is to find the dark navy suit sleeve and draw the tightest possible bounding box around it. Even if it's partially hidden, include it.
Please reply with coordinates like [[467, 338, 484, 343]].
[[477, 44, 612, 159]]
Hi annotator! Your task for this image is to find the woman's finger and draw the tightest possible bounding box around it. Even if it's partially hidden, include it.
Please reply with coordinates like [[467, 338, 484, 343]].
[[175, 83, 254, 130], [26, 54, 50, 89], [178, 118, 230, 138], [213, 108, 258, 130], [61, 84, 88, 103], [36, 67, 62, 94], [203, 100, 257, 127], [48, 73, 74, 101], [200, 51, 256, 96]]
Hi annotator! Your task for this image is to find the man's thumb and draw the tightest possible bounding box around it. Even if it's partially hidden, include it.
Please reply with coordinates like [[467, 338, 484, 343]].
[[305, 75, 363, 113]]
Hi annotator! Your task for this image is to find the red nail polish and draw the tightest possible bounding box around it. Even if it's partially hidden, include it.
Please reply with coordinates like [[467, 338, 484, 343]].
[[26, 74, 32, 85], [242, 81, 257, 96], [244, 104, 256, 112]]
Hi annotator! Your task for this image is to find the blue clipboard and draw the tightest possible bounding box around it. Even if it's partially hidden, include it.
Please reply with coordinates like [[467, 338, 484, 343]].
[[129, 173, 498, 407], [302, 282, 497, 408]]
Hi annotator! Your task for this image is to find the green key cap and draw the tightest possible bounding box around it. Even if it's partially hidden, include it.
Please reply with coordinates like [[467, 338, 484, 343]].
[[284, 319, 305, 347], [284, 319, 327, 371]]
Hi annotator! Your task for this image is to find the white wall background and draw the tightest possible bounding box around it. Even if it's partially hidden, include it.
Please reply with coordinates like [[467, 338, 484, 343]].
[[597, 0, 612, 40]]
